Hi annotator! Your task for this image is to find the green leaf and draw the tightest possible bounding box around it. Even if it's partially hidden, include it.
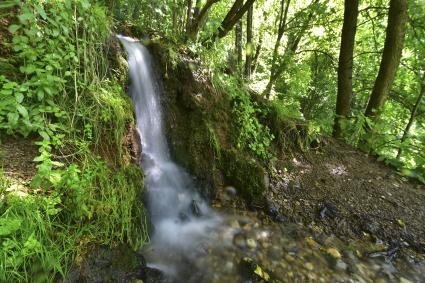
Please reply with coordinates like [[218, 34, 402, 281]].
[[36, 5, 47, 20], [18, 13, 35, 23], [15, 92, 24, 103], [37, 90, 44, 101], [39, 131, 50, 141], [7, 24, 20, 33], [0, 218, 21, 236], [0, 0, 19, 9], [7, 112, 19, 125], [17, 105, 28, 118]]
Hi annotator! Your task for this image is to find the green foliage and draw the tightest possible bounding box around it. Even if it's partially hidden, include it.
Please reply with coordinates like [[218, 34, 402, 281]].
[[213, 73, 274, 160], [220, 148, 268, 201], [0, 162, 148, 282], [0, 0, 148, 281]]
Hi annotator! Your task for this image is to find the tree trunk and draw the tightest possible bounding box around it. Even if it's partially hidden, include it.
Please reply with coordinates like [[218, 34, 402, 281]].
[[263, 0, 316, 97], [187, 0, 220, 39], [396, 75, 425, 159], [209, 0, 256, 42], [267, 0, 290, 89], [333, 0, 359, 138], [186, 0, 193, 33], [364, 0, 408, 118], [244, 4, 253, 78], [235, 19, 243, 71], [173, 0, 178, 32], [194, 0, 203, 17], [251, 37, 262, 74]]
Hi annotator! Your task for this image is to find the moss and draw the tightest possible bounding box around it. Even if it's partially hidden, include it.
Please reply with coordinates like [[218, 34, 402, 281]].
[[266, 101, 310, 153], [220, 148, 268, 201], [148, 42, 270, 202]]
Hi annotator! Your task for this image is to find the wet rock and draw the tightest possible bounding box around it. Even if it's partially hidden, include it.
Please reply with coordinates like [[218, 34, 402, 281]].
[[319, 203, 338, 219], [178, 212, 190, 222], [265, 198, 286, 222], [327, 248, 342, 259], [225, 186, 237, 196], [191, 199, 202, 217], [67, 244, 141, 283], [247, 238, 257, 249], [305, 262, 314, 271], [229, 219, 241, 229], [239, 257, 270, 282], [335, 259, 348, 271], [233, 232, 247, 249], [140, 266, 169, 283], [124, 124, 142, 164]]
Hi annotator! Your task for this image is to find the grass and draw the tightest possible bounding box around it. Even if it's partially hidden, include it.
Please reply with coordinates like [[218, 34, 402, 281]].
[[0, 161, 149, 282]]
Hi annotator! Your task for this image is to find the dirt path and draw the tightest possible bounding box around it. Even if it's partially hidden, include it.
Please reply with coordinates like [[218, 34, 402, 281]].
[[0, 134, 38, 182], [266, 138, 425, 253]]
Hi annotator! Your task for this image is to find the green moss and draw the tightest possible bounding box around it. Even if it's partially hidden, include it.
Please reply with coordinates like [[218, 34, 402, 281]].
[[220, 148, 268, 201], [266, 101, 310, 152]]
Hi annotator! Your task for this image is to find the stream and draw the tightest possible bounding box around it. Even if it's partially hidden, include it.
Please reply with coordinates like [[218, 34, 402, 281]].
[[118, 36, 425, 283]]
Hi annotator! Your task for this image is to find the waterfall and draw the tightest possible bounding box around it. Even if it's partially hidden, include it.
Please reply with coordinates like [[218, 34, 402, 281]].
[[117, 36, 222, 281]]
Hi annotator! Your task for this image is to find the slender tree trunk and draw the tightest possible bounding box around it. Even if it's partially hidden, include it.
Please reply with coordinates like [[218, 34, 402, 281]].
[[251, 37, 262, 74], [244, 5, 253, 78], [194, 0, 203, 17], [173, 0, 178, 32], [263, 0, 317, 97], [265, 0, 290, 92], [365, 0, 408, 118], [396, 75, 425, 159], [186, 0, 193, 33], [235, 19, 243, 71], [209, 0, 256, 42], [187, 0, 220, 39], [333, 0, 359, 138]]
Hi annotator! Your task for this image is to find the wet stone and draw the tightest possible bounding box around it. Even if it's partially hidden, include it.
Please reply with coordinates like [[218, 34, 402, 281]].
[[233, 232, 247, 249], [305, 262, 314, 271], [224, 186, 237, 196], [247, 238, 257, 249], [335, 259, 348, 271], [191, 199, 202, 217]]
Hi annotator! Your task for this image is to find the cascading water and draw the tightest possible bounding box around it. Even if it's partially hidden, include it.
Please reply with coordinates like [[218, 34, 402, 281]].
[[115, 35, 425, 283], [117, 36, 223, 281]]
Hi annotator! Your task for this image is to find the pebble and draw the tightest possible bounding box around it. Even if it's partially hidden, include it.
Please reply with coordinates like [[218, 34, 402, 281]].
[[327, 248, 342, 259], [229, 220, 240, 229], [285, 254, 295, 262], [306, 237, 320, 248], [233, 233, 247, 249], [335, 259, 348, 271], [305, 262, 314, 271], [247, 238, 257, 249]]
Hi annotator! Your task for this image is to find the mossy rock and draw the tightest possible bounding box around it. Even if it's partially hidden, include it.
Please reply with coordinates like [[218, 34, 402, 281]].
[[220, 148, 269, 201], [68, 244, 143, 283]]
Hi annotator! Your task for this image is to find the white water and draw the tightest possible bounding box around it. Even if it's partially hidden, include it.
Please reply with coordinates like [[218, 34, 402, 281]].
[[118, 36, 222, 280]]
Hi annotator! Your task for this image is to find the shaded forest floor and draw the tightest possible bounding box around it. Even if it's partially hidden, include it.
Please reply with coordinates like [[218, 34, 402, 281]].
[[2, 134, 425, 281], [0, 135, 38, 183], [263, 138, 425, 252]]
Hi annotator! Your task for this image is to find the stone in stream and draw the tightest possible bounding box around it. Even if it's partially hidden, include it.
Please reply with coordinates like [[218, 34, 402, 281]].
[[191, 199, 202, 217], [67, 244, 146, 283], [233, 232, 248, 249], [140, 266, 169, 283], [239, 257, 271, 282], [225, 186, 237, 196]]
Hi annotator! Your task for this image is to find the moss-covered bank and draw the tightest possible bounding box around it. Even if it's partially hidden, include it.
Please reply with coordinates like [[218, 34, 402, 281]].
[[146, 42, 270, 202]]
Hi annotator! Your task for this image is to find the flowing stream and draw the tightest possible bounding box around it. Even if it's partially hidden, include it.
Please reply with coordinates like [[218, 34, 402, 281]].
[[117, 35, 425, 283], [118, 35, 222, 281]]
